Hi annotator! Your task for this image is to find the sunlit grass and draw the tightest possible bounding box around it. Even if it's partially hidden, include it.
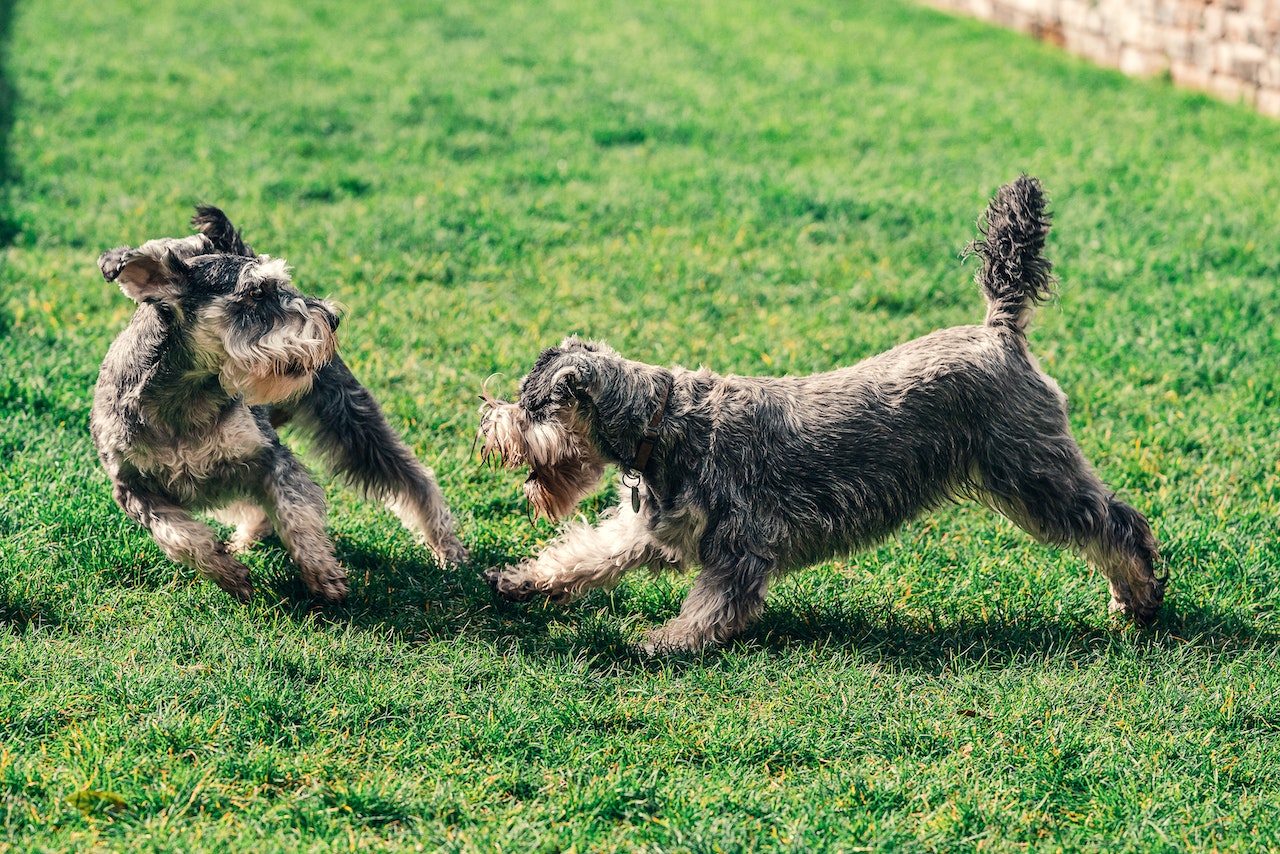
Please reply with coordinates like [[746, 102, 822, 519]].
[[2, 0, 1280, 850]]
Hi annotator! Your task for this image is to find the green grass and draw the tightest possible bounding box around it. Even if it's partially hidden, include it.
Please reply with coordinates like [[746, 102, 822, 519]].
[[3, 0, 1280, 849]]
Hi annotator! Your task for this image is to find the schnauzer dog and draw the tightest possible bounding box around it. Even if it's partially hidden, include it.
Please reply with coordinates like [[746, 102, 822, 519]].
[[90, 207, 466, 603], [479, 176, 1165, 652]]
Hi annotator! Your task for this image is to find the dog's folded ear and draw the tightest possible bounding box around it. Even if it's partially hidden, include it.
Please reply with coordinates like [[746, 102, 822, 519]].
[[191, 205, 256, 258], [544, 336, 620, 397], [97, 246, 133, 283], [106, 247, 189, 304], [550, 360, 594, 395], [99, 231, 215, 301], [518, 348, 604, 414]]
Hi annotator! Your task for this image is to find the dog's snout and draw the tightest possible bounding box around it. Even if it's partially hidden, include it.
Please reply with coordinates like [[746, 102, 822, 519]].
[[325, 309, 340, 332]]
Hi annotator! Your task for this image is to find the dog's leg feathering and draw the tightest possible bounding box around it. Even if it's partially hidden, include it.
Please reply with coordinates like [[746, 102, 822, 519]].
[[485, 506, 664, 603], [115, 486, 254, 602], [980, 434, 1165, 624], [642, 552, 772, 654], [1084, 497, 1165, 624], [211, 501, 274, 555], [261, 453, 349, 604], [283, 357, 468, 567]]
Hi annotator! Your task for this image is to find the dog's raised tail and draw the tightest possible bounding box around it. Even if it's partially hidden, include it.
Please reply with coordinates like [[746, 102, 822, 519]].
[[967, 175, 1056, 333]]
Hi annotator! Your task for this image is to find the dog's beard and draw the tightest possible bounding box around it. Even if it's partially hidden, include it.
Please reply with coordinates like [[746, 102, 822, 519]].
[[479, 398, 607, 520], [207, 307, 338, 406], [221, 365, 318, 407]]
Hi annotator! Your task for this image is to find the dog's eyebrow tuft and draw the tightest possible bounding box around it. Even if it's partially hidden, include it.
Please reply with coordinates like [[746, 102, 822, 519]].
[[238, 255, 293, 290]]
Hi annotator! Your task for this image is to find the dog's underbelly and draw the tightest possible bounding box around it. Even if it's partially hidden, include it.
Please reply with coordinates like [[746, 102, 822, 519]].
[[685, 439, 967, 573]]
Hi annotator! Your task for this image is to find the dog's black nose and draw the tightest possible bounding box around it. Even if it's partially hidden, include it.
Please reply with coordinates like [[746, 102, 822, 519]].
[[326, 310, 340, 332]]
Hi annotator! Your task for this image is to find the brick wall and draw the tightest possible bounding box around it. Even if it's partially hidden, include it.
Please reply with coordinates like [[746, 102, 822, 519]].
[[921, 0, 1280, 117]]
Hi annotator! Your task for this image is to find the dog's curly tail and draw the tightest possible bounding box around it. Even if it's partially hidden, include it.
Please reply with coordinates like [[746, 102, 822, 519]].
[[966, 174, 1057, 334]]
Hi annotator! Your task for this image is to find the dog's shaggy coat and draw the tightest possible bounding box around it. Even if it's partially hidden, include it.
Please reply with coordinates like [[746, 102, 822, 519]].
[[91, 208, 465, 602], [479, 176, 1165, 651]]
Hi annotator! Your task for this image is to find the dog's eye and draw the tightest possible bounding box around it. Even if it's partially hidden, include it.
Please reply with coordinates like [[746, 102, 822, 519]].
[[246, 286, 264, 301]]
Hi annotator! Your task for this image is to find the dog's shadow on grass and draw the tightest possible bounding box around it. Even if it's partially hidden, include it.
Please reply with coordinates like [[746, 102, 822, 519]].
[[265, 536, 658, 665], [0, 595, 66, 636], [280, 540, 1280, 676], [91, 522, 1277, 676], [735, 595, 1280, 674], [267, 536, 568, 640]]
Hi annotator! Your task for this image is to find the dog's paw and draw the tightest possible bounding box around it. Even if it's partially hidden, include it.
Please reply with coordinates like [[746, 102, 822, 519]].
[[225, 535, 258, 556], [296, 560, 348, 604], [439, 538, 470, 568], [204, 546, 254, 602], [312, 570, 349, 605], [640, 625, 712, 655], [210, 568, 254, 603], [1109, 574, 1166, 626], [483, 566, 540, 603]]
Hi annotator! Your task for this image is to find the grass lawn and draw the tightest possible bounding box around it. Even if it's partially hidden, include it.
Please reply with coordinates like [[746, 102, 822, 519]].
[[3, 0, 1280, 850]]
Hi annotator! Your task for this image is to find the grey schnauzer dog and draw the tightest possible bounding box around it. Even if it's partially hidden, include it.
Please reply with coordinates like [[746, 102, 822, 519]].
[[90, 207, 466, 603], [478, 176, 1164, 652]]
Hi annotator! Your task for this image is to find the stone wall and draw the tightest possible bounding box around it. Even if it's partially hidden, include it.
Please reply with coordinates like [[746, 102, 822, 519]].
[[921, 0, 1280, 117]]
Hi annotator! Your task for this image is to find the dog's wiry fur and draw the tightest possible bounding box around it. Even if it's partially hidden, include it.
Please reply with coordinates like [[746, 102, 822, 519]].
[[479, 176, 1165, 652], [91, 207, 466, 602]]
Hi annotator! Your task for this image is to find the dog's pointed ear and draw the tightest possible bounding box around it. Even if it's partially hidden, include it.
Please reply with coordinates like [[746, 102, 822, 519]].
[[191, 205, 256, 257], [104, 247, 189, 304]]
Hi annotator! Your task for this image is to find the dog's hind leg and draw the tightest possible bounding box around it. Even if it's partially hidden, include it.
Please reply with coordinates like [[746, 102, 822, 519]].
[[114, 485, 254, 601], [1086, 498, 1164, 623], [643, 551, 772, 653], [279, 356, 467, 567], [979, 434, 1165, 624], [260, 451, 349, 604], [211, 501, 273, 554], [485, 506, 665, 604]]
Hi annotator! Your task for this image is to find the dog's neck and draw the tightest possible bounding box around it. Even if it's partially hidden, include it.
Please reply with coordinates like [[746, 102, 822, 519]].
[[132, 305, 237, 432], [628, 375, 670, 476], [610, 372, 671, 513], [587, 370, 673, 478]]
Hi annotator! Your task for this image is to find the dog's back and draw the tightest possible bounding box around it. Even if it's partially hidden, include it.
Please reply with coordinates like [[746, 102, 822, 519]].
[[92, 304, 165, 452], [672, 178, 1065, 565]]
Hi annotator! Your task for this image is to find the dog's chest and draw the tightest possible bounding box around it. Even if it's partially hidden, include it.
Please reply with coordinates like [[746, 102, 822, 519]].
[[124, 405, 270, 489]]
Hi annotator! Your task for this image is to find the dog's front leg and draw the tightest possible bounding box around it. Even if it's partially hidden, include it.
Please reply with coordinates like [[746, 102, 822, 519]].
[[284, 358, 468, 567], [113, 484, 254, 601], [485, 507, 663, 603], [643, 552, 773, 653], [260, 452, 348, 604]]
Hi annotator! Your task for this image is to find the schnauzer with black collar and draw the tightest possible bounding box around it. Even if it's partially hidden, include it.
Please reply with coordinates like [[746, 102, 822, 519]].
[[479, 176, 1165, 651], [91, 207, 466, 603]]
